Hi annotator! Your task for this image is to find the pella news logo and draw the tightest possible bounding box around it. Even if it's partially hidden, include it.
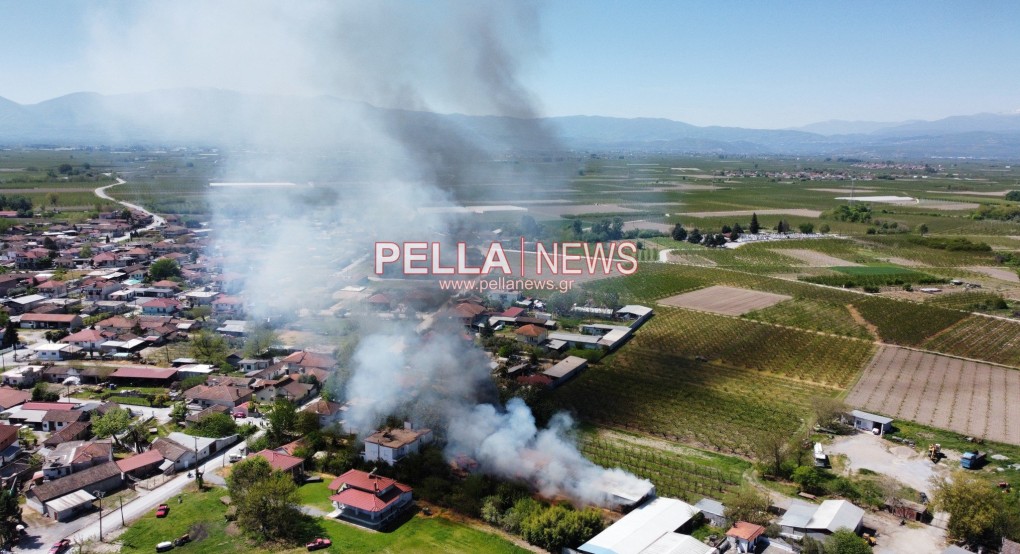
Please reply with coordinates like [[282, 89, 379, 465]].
[[374, 239, 639, 277]]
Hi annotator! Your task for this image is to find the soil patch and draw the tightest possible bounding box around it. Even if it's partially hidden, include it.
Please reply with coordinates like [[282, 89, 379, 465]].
[[658, 285, 791, 316]]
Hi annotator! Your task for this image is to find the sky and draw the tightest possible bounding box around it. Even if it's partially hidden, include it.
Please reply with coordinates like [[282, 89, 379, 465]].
[[0, 0, 1018, 128]]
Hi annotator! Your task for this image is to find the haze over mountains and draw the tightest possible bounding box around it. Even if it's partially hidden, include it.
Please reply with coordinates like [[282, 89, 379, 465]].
[[2, 89, 1020, 159]]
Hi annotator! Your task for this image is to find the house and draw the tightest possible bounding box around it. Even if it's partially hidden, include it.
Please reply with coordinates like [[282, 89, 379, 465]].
[[19, 313, 83, 330], [0, 387, 31, 410], [61, 328, 112, 353], [578, 497, 706, 554], [616, 305, 654, 327], [110, 366, 178, 386], [302, 400, 345, 428], [251, 449, 304, 480], [185, 404, 230, 426], [91, 252, 119, 268], [238, 359, 270, 373], [151, 432, 237, 473], [726, 521, 766, 553], [1, 365, 43, 387], [327, 469, 414, 530], [542, 356, 588, 387], [42, 439, 113, 479], [140, 298, 181, 315], [36, 280, 68, 299], [844, 410, 893, 436], [4, 401, 77, 429], [25, 461, 123, 520], [515, 324, 548, 346], [41, 409, 87, 432], [0, 423, 20, 465], [277, 381, 313, 403], [116, 448, 165, 479], [81, 278, 121, 301], [363, 426, 433, 465], [449, 302, 486, 327], [185, 385, 252, 410], [778, 499, 864, 542], [42, 421, 91, 448], [42, 365, 83, 385], [7, 293, 48, 314], [694, 498, 727, 528], [212, 295, 244, 317], [281, 350, 336, 371], [29, 342, 77, 362]]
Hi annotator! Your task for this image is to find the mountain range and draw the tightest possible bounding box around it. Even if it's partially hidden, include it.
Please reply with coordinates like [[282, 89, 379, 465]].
[[2, 89, 1020, 159]]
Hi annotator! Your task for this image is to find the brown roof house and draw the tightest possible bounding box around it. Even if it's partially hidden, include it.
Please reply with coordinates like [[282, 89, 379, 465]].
[[25, 461, 123, 521], [185, 385, 252, 410]]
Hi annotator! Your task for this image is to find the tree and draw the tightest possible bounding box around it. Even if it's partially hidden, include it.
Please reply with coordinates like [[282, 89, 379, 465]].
[[824, 529, 873, 554], [243, 324, 278, 359], [92, 407, 133, 450], [235, 470, 301, 541], [687, 228, 702, 244], [189, 412, 238, 438], [189, 331, 229, 366], [792, 466, 826, 495], [170, 402, 188, 423], [722, 485, 771, 526], [819, 224, 831, 234], [1, 321, 18, 349], [266, 399, 297, 445], [750, 428, 791, 478], [1006, 190, 1020, 202], [749, 213, 760, 234], [148, 258, 181, 281], [918, 223, 929, 236], [671, 223, 687, 242], [798, 222, 815, 234], [0, 489, 22, 549], [46, 192, 59, 207], [931, 471, 1010, 549], [228, 456, 273, 503], [31, 382, 59, 402], [811, 396, 848, 427], [295, 411, 321, 436], [79, 244, 93, 258], [187, 306, 212, 321]]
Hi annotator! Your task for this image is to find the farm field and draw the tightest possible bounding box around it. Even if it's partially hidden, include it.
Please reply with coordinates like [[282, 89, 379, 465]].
[[922, 315, 1020, 367], [657, 285, 791, 316], [846, 345, 1020, 444]]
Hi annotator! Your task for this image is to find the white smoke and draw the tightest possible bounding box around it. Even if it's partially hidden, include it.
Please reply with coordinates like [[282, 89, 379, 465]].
[[87, 0, 649, 508]]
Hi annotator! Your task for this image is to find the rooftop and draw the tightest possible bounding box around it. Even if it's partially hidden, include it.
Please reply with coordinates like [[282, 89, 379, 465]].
[[579, 497, 700, 554], [364, 427, 430, 449]]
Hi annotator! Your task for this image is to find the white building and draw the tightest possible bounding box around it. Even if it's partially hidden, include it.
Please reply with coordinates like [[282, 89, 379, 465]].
[[779, 499, 864, 541], [363, 426, 433, 465], [578, 497, 710, 554]]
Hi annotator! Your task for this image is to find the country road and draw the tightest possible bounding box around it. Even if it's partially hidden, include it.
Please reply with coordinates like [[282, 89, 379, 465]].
[[95, 177, 166, 241]]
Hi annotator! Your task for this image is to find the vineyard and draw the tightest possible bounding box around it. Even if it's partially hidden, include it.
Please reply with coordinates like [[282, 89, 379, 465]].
[[638, 307, 874, 387], [849, 295, 969, 346], [744, 298, 873, 340], [802, 266, 945, 288], [922, 315, 1020, 367], [556, 347, 840, 455], [580, 436, 748, 502]]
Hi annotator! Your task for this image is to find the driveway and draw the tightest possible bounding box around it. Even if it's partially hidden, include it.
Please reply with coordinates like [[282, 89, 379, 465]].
[[827, 433, 950, 495]]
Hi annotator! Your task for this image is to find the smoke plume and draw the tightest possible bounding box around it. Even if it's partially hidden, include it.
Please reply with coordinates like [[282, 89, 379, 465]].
[[90, 1, 650, 508]]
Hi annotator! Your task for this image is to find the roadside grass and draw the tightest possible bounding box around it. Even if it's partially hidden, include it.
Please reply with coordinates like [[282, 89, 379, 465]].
[[118, 485, 529, 554]]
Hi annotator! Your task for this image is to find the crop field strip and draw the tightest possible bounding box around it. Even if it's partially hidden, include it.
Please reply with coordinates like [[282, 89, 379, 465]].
[[658, 286, 792, 316], [846, 345, 1020, 445], [579, 437, 745, 502], [557, 348, 839, 455], [922, 315, 1020, 367]]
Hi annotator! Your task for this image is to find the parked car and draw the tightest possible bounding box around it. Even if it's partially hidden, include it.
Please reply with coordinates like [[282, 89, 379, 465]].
[[306, 537, 332, 551], [155, 541, 174, 552], [156, 504, 170, 518], [173, 533, 191, 547], [48, 539, 71, 554], [232, 411, 246, 419]]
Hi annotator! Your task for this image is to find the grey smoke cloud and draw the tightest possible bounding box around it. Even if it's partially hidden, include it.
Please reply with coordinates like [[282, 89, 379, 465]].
[[91, 0, 648, 508]]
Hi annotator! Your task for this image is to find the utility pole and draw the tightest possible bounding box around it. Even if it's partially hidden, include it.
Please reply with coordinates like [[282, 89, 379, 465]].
[[119, 496, 125, 526], [94, 490, 105, 541]]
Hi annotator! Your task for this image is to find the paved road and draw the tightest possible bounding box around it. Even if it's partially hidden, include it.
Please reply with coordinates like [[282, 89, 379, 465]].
[[94, 177, 166, 241]]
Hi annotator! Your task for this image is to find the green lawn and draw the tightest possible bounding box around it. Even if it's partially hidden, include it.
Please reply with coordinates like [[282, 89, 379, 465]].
[[119, 486, 529, 554], [296, 479, 336, 513]]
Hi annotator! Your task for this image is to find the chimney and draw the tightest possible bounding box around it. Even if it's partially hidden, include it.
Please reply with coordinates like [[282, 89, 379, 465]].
[[374, 482, 378, 494], [404, 421, 413, 430]]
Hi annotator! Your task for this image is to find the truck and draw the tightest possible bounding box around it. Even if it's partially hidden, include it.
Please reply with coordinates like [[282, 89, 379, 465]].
[[813, 443, 829, 468], [961, 451, 986, 469]]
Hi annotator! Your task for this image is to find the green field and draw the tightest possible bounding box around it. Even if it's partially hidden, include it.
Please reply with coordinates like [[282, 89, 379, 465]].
[[119, 486, 528, 554]]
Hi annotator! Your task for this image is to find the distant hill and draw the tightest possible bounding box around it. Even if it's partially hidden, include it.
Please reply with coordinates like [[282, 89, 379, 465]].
[[2, 89, 1020, 159]]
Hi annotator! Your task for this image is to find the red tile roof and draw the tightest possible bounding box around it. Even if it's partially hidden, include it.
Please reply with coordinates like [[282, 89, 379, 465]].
[[20, 313, 80, 323], [142, 298, 181, 309], [515, 374, 553, 387], [302, 400, 343, 417], [111, 366, 178, 380], [0, 424, 18, 446], [116, 448, 165, 473], [0, 387, 31, 409], [328, 469, 396, 493], [253, 449, 303, 472], [515, 324, 547, 337], [502, 307, 525, 318], [329, 485, 407, 513], [282, 351, 336, 369], [726, 521, 766, 542]]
